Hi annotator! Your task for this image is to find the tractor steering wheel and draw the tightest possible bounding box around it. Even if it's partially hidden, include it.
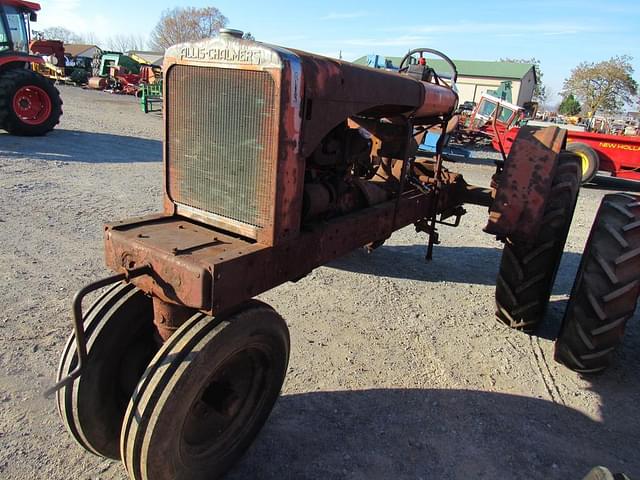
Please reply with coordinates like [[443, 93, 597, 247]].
[[398, 48, 458, 85]]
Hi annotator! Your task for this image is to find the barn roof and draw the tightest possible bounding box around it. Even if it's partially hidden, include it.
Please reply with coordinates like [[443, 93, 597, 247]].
[[63, 44, 97, 58], [352, 55, 536, 81]]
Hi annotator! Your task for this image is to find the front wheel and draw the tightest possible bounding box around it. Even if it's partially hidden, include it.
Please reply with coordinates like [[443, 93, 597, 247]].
[[495, 151, 581, 332], [56, 282, 156, 459], [0, 69, 63, 136], [121, 300, 290, 480]]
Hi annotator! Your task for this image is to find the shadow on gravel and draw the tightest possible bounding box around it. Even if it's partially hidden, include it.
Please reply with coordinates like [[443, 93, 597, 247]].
[[0, 129, 161, 163], [229, 384, 640, 480], [329, 244, 586, 343], [328, 245, 582, 292], [585, 176, 640, 193]]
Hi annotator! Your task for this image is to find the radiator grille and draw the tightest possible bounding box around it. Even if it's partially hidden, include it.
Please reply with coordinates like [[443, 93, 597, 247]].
[[167, 65, 278, 229]]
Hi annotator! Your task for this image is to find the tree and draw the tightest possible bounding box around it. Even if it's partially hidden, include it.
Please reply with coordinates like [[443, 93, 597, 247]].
[[558, 94, 581, 116], [43, 26, 82, 44], [500, 57, 547, 104], [82, 32, 102, 46], [242, 32, 255, 41], [150, 6, 228, 50], [562, 55, 638, 117], [541, 85, 556, 111], [107, 34, 149, 53]]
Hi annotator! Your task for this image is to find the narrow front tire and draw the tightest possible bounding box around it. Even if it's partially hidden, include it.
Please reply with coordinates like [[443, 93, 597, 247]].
[[121, 301, 290, 480]]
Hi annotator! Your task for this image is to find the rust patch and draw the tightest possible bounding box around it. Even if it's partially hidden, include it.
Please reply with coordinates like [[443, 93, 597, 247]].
[[152, 297, 195, 341], [485, 126, 567, 240]]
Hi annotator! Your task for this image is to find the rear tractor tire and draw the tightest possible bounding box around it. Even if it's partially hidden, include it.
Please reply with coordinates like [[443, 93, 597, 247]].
[[495, 151, 581, 333], [555, 193, 640, 373], [121, 300, 290, 480], [567, 142, 599, 184], [0, 69, 63, 136]]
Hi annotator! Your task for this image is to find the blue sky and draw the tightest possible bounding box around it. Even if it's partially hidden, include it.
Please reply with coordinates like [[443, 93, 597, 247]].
[[37, 0, 640, 104]]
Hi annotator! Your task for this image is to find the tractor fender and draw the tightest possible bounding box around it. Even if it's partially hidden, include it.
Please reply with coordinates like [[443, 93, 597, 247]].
[[0, 55, 43, 74], [485, 126, 567, 242]]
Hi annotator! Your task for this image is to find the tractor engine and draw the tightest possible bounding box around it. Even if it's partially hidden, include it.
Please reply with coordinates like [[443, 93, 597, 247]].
[[302, 122, 387, 222]]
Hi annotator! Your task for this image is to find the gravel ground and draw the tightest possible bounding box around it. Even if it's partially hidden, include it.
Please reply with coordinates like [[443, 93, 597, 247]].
[[1, 85, 639, 480]]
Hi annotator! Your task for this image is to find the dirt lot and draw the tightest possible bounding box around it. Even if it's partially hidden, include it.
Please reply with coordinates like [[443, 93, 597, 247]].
[[1, 85, 639, 480]]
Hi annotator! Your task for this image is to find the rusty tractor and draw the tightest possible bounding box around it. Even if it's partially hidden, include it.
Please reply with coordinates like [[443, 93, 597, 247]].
[[0, 0, 62, 135], [48, 32, 640, 479]]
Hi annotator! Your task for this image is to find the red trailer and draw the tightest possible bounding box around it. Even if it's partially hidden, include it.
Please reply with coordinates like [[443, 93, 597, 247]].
[[494, 127, 640, 184]]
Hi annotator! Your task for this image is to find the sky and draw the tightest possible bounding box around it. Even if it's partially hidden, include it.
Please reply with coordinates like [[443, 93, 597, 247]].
[[35, 0, 640, 105]]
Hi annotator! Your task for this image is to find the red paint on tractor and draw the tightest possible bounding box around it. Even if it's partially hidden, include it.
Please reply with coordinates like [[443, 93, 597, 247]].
[[1, 0, 40, 11], [0, 54, 43, 69], [12, 84, 52, 125]]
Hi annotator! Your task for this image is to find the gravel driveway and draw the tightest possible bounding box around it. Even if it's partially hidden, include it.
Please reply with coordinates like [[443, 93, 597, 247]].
[[0, 85, 639, 480]]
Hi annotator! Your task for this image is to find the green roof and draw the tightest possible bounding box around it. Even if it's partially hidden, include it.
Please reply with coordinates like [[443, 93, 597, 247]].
[[352, 55, 535, 81]]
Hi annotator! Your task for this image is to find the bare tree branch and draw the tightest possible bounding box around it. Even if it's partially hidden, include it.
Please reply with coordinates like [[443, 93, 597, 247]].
[[106, 34, 149, 53], [150, 6, 228, 51], [42, 26, 82, 44]]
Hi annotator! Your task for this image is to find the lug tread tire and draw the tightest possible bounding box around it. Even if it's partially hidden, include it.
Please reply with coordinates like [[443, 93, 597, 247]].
[[121, 301, 290, 480], [0, 69, 63, 135], [555, 193, 640, 373], [495, 152, 581, 333]]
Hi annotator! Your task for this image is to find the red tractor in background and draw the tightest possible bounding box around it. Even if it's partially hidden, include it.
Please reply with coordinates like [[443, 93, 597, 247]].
[[0, 0, 62, 135], [449, 94, 640, 184], [462, 95, 640, 184]]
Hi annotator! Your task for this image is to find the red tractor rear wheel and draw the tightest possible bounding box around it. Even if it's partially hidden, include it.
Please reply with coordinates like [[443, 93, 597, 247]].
[[0, 69, 62, 136]]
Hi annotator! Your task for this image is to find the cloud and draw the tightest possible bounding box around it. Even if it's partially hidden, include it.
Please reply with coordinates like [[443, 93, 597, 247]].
[[267, 34, 308, 43], [540, 30, 581, 36], [335, 35, 433, 47], [320, 11, 370, 20], [315, 50, 359, 60], [518, 0, 640, 15], [385, 21, 609, 36], [35, 0, 118, 41]]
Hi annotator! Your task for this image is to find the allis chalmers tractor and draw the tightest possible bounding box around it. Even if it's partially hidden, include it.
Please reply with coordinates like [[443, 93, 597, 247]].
[[48, 33, 640, 479], [0, 0, 62, 135]]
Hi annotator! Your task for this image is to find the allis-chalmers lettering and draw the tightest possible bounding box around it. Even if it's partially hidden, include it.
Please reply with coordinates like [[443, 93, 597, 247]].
[[180, 46, 262, 64]]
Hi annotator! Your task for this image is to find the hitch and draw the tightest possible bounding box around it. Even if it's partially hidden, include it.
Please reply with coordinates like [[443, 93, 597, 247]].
[[43, 265, 151, 398]]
